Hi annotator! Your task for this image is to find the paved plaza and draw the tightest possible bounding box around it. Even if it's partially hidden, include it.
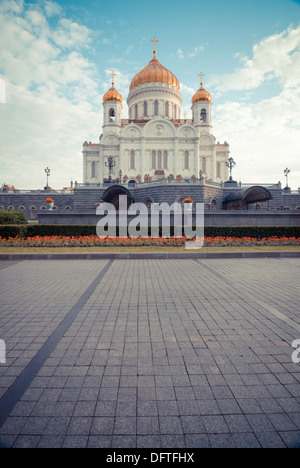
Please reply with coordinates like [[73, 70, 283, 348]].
[[0, 257, 300, 448]]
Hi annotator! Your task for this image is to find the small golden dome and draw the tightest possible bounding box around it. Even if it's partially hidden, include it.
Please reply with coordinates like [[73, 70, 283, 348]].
[[130, 53, 180, 92], [192, 73, 212, 103], [103, 85, 122, 103]]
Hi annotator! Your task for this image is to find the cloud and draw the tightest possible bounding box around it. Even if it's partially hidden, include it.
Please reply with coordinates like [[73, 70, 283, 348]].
[[0, 0, 100, 189], [177, 48, 184, 60], [209, 23, 300, 189], [188, 45, 204, 58], [216, 24, 300, 91]]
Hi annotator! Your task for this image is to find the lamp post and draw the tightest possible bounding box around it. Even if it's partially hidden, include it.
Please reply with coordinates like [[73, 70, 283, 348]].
[[119, 168, 122, 184], [226, 157, 236, 182], [105, 157, 116, 184], [284, 168, 290, 190], [44, 167, 50, 190]]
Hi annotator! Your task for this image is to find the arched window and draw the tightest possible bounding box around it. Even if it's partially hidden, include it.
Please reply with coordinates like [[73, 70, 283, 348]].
[[135, 104, 138, 119], [184, 151, 189, 170], [201, 109, 207, 123], [152, 151, 156, 169], [154, 101, 159, 116], [144, 101, 148, 117], [91, 162, 96, 178], [130, 151, 135, 169], [109, 108, 115, 122], [157, 151, 162, 169], [174, 106, 177, 120], [165, 101, 169, 117], [163, 151, 168, 169], [217, 162, 221, 178], [202, 157, 207, 173], [30, 207, 35, 219]]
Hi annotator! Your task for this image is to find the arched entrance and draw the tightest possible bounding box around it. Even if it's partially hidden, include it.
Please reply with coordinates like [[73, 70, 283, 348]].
[[102, 185, 134, 210], [223, 186, 273, 210]]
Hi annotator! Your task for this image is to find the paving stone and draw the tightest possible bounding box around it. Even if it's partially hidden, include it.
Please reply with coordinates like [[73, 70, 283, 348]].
[[1, 258, 300, 448]]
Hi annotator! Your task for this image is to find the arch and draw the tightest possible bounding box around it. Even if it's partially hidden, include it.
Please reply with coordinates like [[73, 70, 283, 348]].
[[223, 186, 273, 210], [102, 184, 134, 210], [65, 206, 71, 211], [128, 179, 137, 188], [30, 206, 36, 218], [210, 199, 218, 211], [201, 108, 207, 122], [216, 162, 221, 178]]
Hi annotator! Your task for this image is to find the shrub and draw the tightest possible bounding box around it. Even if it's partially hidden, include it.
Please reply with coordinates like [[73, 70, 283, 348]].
[[0, 224, 299, 239], [0, 209, 27, 225]]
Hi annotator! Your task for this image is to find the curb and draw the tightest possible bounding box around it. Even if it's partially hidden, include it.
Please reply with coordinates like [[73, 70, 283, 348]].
[[0, 251, 300, 260]]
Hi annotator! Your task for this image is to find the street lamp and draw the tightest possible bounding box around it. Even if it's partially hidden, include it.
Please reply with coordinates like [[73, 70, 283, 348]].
[[284, 168, 290, 190], [44, 167, 50, 189], [105, 157, 116, 184], [119, 168, 122, 184], [226, 157, 236, 182]]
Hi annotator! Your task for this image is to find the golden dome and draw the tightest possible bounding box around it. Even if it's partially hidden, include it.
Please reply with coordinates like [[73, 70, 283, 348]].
[[192, 73, 212, 103], [103, 85, 122, 103], [129, 52, 180, 92], [192, 85, 212, 103]]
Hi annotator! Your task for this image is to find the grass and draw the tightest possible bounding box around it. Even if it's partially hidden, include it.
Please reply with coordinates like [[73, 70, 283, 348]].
[[0, 245, 299, 254]]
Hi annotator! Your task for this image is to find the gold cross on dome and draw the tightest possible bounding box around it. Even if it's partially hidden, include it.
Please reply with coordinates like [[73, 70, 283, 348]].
[[110, 71, 116, 86], [151, 36, 159, 55], [198, 72, 205, 87]]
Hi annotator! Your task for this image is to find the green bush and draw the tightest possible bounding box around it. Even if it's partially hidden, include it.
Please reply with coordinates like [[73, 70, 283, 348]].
[[0, 224, 299, 239], [0, 209, 27, 225]]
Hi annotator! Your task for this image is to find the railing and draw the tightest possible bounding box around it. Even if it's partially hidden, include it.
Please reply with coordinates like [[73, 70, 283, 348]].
[[0, 190, 74, 195]]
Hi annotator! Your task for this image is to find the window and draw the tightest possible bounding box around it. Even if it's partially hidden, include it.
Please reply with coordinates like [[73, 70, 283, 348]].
[[91, 162, 96, 178], [154, 100, 159, 116], [184, 151, 189, 170], [144, 101, 148, 117], [30, 207, 35, 219], [135, 104, 138, 119], [109, 108, 115, 122], [217, 162, 221, 178], [152, 151, 156, 169], [130, 151, 135, 169], [165, 101, 169, 117], [157, 151, 162, 169], [201, 109, 207, 122], [163, 151, 168, 169], [202, 157, 207, 173], [174, 106, 177, 120]]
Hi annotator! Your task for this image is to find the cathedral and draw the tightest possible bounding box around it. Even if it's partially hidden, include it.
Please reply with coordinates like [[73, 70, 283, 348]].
[[82, 38, 230, 186]]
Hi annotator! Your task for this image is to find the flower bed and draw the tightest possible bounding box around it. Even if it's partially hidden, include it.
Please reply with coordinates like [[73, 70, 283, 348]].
[[0, 235, 300, 248]]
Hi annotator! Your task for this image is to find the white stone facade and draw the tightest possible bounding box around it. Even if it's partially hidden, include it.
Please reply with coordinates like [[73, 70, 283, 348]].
[[83, 59, 230, 185]]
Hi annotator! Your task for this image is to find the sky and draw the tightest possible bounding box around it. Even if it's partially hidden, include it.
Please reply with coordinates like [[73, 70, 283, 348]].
[[0, 0, 300, 190]]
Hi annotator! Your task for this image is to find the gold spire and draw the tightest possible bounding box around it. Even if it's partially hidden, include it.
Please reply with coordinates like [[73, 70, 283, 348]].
[[198, 72, 205, 87], [150, 36, 159, 57], [110, 71, 116, 87]]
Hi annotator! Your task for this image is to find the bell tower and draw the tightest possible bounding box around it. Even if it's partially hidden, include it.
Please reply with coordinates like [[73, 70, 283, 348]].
[[192, 73, 212, 133], [102, 72, 123, 132]]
